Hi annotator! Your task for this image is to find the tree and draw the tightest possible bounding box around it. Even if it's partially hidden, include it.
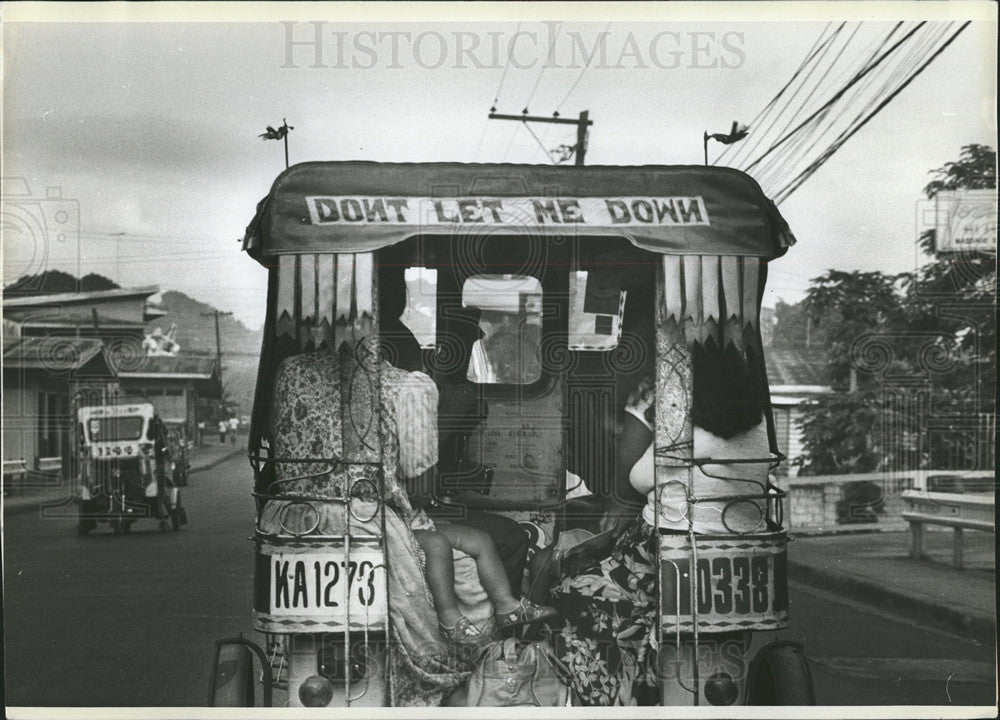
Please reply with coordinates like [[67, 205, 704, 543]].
[[906, 145, 996, 468], [796, 145, 996, 475], [5, 270, 120, 295], [802, 270, 904, 391]]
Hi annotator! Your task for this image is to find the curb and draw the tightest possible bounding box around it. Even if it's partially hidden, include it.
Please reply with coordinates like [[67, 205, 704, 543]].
[[789, 559, 996, 641], [188, 445, 246, 474], [3, 447, 246, 520]]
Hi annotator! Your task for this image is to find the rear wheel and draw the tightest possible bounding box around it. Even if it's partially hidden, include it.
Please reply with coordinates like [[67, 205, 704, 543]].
[[211, 643, 255, 707], [746, 642, 815, 705]]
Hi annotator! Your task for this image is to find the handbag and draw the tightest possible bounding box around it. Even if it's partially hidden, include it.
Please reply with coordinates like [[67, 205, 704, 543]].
[[526, 528, 619, 603], [467, 637, 569, 706]]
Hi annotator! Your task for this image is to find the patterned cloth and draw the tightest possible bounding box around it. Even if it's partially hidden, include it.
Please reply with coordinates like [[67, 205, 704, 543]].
[[548, 518, 661, 706], [267, 349, 485, 706]]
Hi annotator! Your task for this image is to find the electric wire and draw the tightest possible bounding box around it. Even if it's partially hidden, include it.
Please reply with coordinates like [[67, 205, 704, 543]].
[[757, 22, 951, 194], [745, 21, 926, 184], [772, 23, 959, 202], [755, 22, 863, 173], [554, 22, 612, 113], [772, 21, 970, 204], [751, 23, 909, 187], [744, 22, 926, 173], [476, 22, 521, 160], [523, 21, 563, 112], [523, 121, 558, 164], [717, 22, 840, 166], [501, 122, 522, 163], [492, 22, 521, 106], [734, 22, 895, 178]]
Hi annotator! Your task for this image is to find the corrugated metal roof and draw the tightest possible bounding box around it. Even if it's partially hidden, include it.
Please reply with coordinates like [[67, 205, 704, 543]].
[[14, 313, 145, 328], [2, 337, 107, 372], [3, 286, 159, 308], [114, 354, 218, 378], [766, 347, 828, 387]]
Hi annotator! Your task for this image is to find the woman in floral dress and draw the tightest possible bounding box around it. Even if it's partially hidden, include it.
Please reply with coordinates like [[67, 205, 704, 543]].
[[548, 375, 660, 706], [548, 339, 770, 706]]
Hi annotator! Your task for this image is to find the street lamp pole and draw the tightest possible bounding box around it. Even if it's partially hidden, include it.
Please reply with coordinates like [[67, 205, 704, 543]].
[[703, 122, 749, 166]]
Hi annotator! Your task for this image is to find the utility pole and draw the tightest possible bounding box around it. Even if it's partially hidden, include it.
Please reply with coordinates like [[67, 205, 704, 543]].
[[201, 310, 233, 385], [488, 110, 593, 165]]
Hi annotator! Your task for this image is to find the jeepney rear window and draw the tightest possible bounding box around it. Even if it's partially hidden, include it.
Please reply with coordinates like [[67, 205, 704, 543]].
[[400, 267, 437, 349], [568, 270, 626, 350], [462, 275, 543, 385], [88, 417, 144, 442]]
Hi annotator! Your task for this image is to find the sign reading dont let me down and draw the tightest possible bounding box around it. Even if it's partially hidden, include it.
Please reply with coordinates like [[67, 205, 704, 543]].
[[305, 196, 711, 227]]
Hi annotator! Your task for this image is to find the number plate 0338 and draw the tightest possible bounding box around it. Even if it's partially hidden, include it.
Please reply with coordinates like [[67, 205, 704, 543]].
[[659, 536, 788, 630]]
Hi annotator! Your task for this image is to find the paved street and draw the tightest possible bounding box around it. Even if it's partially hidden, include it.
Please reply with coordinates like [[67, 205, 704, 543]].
[[3, 454, 996, 707], [3, 453, 254, 707]]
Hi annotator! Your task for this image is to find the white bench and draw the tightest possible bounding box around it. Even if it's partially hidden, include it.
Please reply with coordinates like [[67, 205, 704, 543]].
[[901, 490, 994, 569], [37, 456, 63, 473], [3, 459, 29, 495]]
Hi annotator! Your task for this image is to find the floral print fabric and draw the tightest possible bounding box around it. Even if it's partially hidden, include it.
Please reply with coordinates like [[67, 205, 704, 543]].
[[549, 518, 660, 706]]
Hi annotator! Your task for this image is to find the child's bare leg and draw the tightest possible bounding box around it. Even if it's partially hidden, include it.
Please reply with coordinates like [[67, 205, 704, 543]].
[[433, 522, 520, 614], [412, 529, 463, 627]]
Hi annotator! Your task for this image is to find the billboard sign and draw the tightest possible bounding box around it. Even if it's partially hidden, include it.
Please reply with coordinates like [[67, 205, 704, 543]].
[[934, 189, 997, 253]]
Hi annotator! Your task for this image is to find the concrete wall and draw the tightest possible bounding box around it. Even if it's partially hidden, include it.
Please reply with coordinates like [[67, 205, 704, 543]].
[[787, 471, 992, 534], [3, 377, 40, 465]]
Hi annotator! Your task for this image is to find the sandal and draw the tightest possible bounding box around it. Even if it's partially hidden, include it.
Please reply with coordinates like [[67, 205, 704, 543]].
[[495, 599, 560, 629], [439, 615, 494, 648]]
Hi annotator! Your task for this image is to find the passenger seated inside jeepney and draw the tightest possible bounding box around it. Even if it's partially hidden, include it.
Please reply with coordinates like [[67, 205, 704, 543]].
[[377, 259, 553, 646]]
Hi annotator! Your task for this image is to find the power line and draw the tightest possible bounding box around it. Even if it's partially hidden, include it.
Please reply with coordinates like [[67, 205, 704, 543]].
[[522, 22, 563, 112], [759, 22, 950, 193], [522, 121, 558, 164], [501, 122, 522, 163], [772, 22, 970, 204], [718, 22, 841, 167], [750, 23, 909, 190], [744, 22, 926, 173], [554, 22, 612, 113], [491, 22, 521, 106]]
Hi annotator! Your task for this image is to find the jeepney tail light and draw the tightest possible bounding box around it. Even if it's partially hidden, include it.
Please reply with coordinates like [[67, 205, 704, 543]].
[[298, 675, 334, 707]]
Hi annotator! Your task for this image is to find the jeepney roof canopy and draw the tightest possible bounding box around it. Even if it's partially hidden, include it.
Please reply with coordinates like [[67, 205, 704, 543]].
[[243, 162, 795, 263]]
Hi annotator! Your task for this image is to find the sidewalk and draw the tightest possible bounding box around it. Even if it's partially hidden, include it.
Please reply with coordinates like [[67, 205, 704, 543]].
[[788, 529, 996, 640], [2, 439, 246, 519]]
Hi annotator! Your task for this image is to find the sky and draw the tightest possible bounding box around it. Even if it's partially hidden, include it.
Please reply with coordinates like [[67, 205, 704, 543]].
[[2, 2, 996, 330]]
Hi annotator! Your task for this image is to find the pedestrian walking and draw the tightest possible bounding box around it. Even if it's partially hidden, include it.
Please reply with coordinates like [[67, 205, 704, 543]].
[[218, 419, 227, 444], [228, 416, 239, 444]]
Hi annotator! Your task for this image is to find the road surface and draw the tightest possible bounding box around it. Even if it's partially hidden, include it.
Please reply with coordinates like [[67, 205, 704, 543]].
[[3, 455, 995, 707]]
